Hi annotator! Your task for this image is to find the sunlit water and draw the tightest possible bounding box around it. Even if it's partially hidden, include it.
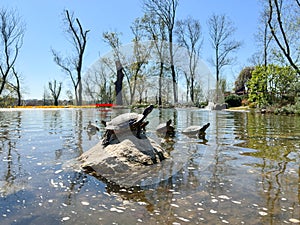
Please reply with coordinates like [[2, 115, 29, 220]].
[[0, 108, 299, 225]]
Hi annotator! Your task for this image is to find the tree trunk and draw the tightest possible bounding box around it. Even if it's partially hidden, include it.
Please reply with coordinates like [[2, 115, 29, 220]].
[[190, 78, 194, 103], [169, 34, 178, 104], [78, 79, 82, 105], [54, 98, 58, 106], [12, 68, 21, 106], [215, 45, 220, 102], [171, 64, 177, 103], [158, 62, 163, 107], [115, 61, 124, 105], [75, 87, 79, 106], [267, 0, 300, 75]]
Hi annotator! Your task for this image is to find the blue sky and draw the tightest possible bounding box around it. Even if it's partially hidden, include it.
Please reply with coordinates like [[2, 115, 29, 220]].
[[1, 0, 261, 99]]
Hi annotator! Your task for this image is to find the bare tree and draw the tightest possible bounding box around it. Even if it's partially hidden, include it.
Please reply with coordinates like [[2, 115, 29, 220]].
[[0, 8, 25, 99], [135, 74, 147, 104], [207, 14, 242, 85], [252, 1, 274, 67], [11, 67, 21, 106], [52, 9, 89, 106], [176, 16, 203, 103], [128, 18, 152, 104], [143, 0, 179, 104], [102, 31, 125, 105], [139, 12, 168, 107], [267, 0, 300, 75], [83, 62, 113, 103], [48, 80, 62, 106]]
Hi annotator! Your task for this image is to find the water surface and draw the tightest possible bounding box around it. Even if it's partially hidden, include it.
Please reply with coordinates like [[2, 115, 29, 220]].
[[0, 108, 299, 224]]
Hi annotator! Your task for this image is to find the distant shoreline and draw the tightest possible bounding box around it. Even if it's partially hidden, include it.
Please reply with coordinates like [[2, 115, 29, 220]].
[[0, 105, 251, 112], [0, 105, 96, 111]]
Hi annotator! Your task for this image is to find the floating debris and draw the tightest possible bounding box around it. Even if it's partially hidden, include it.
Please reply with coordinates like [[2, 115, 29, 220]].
[[258, 211, 268, 216], [61, 216, 70, 221], [110, 207, 124, 213], [210, 209, 218, 214], [55, 169, 63, 174], [289, 218, 300, 223], [81, 201, 90, 206], [50, 179, 58, 188], [177, 217, 190, 222], [187, 166, 196, 170], [218, 195, 230, 200], [231, 200, 241, 204], [137, 201, 148, 206]]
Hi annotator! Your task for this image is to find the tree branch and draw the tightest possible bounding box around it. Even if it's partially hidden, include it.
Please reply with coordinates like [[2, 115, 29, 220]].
[[267, 0, 300, 75]]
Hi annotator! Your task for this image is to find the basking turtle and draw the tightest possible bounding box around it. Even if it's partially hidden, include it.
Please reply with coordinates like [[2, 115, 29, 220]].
[[156, 119, 175, 137], [182, 123, 210, 139], [101, 105, 154, 146]]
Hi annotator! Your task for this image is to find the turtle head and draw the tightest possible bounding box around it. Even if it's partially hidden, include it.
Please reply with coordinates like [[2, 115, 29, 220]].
[[166, 119, 172, 126], [143, 104, 154, 117], [101, 120, 107, 127], [199, 122, 210, 132]]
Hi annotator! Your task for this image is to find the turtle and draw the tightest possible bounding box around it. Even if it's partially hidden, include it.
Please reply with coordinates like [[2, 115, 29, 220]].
[[101, 105, 154, 146], [156, 119, 175, 137], [182, 122, 210, 139], [84, 121, 100, 139], [86, 121, 100, 132]]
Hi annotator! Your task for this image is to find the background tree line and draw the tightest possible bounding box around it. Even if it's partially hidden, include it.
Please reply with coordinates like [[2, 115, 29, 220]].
[[1, 0, 299, 109], [232, 0, 300, 113]]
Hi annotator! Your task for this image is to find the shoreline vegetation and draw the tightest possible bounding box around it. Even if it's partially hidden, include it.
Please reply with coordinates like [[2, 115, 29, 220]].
[[1, 104, 299, 116]]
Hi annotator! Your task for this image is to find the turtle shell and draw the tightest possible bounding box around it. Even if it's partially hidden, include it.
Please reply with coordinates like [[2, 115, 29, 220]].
[[156, 119, 175, 137], [182, 125, 202, 135], [105, 112, 143, 131], [156, 123, 168, 132], [156, 120, 172, 132]]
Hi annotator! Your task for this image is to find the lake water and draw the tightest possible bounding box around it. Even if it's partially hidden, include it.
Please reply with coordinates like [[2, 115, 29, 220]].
[[0, 107, 299, 225]]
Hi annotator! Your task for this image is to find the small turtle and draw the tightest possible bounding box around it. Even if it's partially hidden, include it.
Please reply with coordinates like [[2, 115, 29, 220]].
[[86, 121, 100, 132], [85, 121, 100, 139], [156, 119, 175, 137], [101, 105, 154, 146], [182, 123, 210, 139]]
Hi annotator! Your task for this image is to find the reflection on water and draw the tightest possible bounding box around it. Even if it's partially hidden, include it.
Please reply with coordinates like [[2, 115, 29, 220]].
[[0, 108, 299, 224]]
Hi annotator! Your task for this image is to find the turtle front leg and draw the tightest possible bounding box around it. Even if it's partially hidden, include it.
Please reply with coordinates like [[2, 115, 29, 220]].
[[141, 121, 149, 131], [136, 126, 142, 139], [102, 130, 112, 146]]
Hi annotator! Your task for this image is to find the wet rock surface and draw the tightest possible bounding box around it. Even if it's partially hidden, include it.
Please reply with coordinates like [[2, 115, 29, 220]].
[[79, 133, 169, 187]]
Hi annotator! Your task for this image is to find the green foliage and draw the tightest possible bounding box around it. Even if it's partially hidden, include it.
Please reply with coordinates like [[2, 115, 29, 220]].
[[225, 94, 242, 107], [248, 64, 299, 108], [248, 65, 269, 107], [195, 100, 208, 108], [274, 100, 300, 115]]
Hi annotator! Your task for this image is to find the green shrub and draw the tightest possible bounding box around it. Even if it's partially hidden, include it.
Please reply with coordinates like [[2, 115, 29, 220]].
[[225, 94, 242, 107]]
